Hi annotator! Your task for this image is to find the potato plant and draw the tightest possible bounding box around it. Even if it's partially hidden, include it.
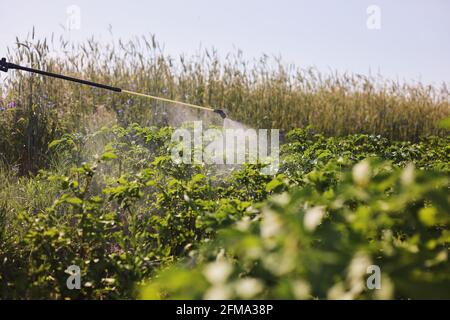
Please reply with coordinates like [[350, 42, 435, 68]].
[[0, 124, 448, 299]]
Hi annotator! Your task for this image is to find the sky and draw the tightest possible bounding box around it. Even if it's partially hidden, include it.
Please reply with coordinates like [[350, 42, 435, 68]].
[[0, 0, 449, 85]]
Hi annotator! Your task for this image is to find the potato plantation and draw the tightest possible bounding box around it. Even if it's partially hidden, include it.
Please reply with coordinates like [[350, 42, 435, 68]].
[[0, 35, 449, 299]]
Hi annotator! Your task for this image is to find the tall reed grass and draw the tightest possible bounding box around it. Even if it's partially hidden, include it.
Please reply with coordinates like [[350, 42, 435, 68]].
[[0, 32, 449, 173]]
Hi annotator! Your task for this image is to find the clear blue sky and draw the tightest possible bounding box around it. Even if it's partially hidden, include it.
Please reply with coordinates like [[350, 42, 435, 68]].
[[1, 0, 449, 85]]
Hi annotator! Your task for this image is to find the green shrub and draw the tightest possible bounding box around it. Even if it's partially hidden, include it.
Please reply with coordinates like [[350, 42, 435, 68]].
[[141, 159, 450, 299], [1, 124, 448, 299]]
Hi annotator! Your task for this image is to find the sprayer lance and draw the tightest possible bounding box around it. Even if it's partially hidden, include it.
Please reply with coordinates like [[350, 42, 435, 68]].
[[0, 57, 227, 118]]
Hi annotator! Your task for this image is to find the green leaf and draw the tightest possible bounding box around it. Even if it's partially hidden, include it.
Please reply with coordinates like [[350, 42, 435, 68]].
[[265, 178, 283, 192], [418, 207, 437, 227], [101, 152, 117, 161], [48, 139, 63, 149], [66, 197, 83, 206]]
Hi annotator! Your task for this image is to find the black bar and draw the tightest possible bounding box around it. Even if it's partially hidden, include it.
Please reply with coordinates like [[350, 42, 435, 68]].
[[4, 60, 122, 93], [0, 300, 445, 319]]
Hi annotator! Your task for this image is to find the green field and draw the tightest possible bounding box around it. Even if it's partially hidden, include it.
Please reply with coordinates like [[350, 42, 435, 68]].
[[0, 35, 449, 299]]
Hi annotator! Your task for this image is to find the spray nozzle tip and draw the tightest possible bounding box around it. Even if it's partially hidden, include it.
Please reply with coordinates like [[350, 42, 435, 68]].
[[213, 109, 227, 119]]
